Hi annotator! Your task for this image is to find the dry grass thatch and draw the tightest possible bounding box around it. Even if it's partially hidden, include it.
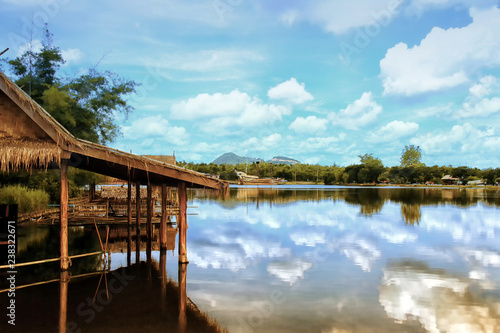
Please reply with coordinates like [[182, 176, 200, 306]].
[[0, 138, 61, 173], [100, 185, 162, 199]]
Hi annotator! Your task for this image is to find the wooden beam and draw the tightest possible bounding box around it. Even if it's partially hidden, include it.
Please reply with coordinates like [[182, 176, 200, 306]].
[[160, 184, 167, 249], [60, 159, 69, 271], [178, 182, 188, 264], [69, 144, 227, 190]]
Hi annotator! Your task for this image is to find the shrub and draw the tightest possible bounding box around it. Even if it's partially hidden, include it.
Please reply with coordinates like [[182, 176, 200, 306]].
[[0, 185, 50, 214]]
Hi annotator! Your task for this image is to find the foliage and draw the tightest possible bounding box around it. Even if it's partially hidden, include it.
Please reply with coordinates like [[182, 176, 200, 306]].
[[178, 160, 500, 186], [400, 145, 424, 167], [0, 185, 49, 213], [6, 26, 137, 145]]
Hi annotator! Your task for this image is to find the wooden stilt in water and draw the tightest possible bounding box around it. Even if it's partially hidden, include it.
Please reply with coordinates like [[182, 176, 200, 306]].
[[177, 182, 188, 263], [135, 182, 141, 264], [58, 270, 69, 333], [60, 159, 69, 271], [127, 177, 132, 267], [160, 184, 167, 249], [160, 248, 167, 314], [178, 262, 188, 333]]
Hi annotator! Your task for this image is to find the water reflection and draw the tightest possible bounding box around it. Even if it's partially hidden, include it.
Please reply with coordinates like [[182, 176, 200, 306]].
[[380, 260, 500, 332], [4, 186, 500, 333]]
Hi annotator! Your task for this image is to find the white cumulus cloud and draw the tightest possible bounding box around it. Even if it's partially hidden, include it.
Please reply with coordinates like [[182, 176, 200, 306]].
[[61, 48, 85, 64], [469, 75, 497, 98], [170, 89, 291, 135], [278, 0, 402, 34], [122, 115, 189, 146], [289, 116, 328, 134], [329, 92, 382, 130], [380, 6, 500, 96], [410, 122, 497, 154], [242, 133, 283, 151], [268, 78, 314, 104], [367, 120, 419, 143]]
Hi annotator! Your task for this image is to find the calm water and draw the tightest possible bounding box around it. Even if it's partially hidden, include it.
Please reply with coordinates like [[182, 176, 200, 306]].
[[3, 186, 500, 332]]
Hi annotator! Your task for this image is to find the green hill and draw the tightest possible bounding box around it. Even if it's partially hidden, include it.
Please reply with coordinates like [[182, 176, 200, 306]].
[[212, 153, 300, 165], [212, 152, 263, 165]]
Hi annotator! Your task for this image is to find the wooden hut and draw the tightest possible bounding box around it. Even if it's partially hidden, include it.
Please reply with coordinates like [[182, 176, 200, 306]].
[[442, 175, 460, 185], [0, 71, 228, 269]]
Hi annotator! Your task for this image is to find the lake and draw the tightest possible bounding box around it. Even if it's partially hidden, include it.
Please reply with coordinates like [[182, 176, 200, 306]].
[[2, 186, 500, 332]]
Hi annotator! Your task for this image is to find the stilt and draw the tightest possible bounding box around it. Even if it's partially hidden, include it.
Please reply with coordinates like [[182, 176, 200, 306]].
[[147, 183, 152, 241], [58, 270, 69, 333], [160, 184, 167, 249], [90, 181, 95, 201], [177, 182, 188, 263], [135, 182, 141, 264], [178, 262, 188, 333], [60, 159, 69, 271], [127, 178, 132, 267], [160, 249, 167, 314]]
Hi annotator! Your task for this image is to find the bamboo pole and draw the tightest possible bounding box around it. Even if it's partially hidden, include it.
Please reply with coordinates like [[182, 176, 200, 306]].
[[178, 182, 188, 263], [0, 271, 104, 294], [0, 251, 104, 269], [60, 159, 69, 271]]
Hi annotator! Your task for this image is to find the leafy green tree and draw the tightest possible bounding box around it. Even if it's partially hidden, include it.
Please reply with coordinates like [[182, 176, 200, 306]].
[[358, 153, 385, 183], [7, 27, 137, 145], [400, 145, 424, 167], [8, 26, 65, 104]]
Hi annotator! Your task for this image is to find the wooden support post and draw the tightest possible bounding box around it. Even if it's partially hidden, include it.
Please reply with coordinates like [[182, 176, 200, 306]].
[[160, 184, 167, 249], [60, 159, 69, 271], [177, 182, 188, 263], [90, 181, 95, 201], [59, 270, 70, 333], [178, 262, 188, 333], [147, 183, 153, 241], [105, 199, 109, 217], [135, 182, 141, 263], [160, 249, 167, 314], [127, 178, 132, 267]]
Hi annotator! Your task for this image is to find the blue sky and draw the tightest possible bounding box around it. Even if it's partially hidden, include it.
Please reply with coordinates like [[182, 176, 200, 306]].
[[1, 0, 500, 167]]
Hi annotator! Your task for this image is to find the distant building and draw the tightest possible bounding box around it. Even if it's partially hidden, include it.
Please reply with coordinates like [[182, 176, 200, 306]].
[[442, 175, 460, 185]]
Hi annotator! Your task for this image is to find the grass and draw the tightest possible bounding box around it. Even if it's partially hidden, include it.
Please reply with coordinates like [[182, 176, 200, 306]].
[[0, 184, 50, 214]]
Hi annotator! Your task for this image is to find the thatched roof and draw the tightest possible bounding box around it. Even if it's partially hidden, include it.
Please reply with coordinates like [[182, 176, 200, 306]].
[[0, 71, 228, 191], [101, 185, 161, 199], [0, 138, 61, 173]]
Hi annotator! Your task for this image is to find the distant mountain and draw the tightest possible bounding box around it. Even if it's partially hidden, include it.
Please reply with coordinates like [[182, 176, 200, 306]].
[[212, 152, 300, 165], [269, 156, 300, 165], [212, 152, 263, 165]]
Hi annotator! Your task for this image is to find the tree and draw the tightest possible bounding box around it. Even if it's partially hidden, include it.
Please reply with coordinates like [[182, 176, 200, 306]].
[[400, 145, 424, 167], [8, 25, 65, 104], [358, 153, 385, 183], [7, 26, 137, 145]]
